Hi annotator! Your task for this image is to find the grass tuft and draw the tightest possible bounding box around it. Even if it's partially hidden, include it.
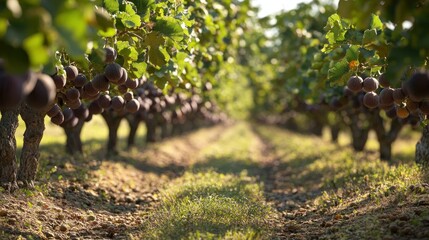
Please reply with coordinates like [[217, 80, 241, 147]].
[[142, 171, 273, 239]]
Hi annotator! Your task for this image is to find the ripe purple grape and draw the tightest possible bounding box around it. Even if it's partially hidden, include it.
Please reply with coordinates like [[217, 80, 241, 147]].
[[64, 66, 78, 81], [362, 77, 379, 92], [363, 91, 379, 109], [347, 76, 363, 93]]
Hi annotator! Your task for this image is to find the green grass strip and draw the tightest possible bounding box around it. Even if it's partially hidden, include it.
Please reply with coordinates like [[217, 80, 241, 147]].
[[142, 170, 273, 239]]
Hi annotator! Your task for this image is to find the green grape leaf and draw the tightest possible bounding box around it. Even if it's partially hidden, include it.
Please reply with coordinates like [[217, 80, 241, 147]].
[[337, 0, 377, 29], [326, 13, 341, 27], [23, 33, 48, 67], [98, 27, 117, 37], [154, 17, 184, 41], [143, 32, 165, 48], [370, 66, 382, 74], [87, 48, 105, 71], [131, 61, 146, 78], [362, 29, 377, 45], [131, 0, 155, 17], [345, 45, 359, 62], [345, 29, 363, 44], [122, 46, 139, 61], [368, 54, 382, 66], [325, 14, 348, 44], [337, 0, 355, 20], [128, 47, 139, 61], [0, 40, 30, 73], [103, 0, 119, 13], [311, 62, 323, 69], [0, 19, 7, 37], [154, 75, 168, 89], [117, 3, 141, 29], [175, 51, 188, 69], [370, 14, 383, 30], [328, 58, 349, 84], [143, 32, 168, 67], [95, 7, 114, 31], [359, 47, 375, 61], [121, 14, 141, 28], [371, 44, 390, 59], [55, 9, 87, 58], [116, 40, 129, 52], [148, 46, 167, 67], [159, 47, 170, 63]]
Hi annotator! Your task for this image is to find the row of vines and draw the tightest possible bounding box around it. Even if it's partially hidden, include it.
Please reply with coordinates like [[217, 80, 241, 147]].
[[253, 0, 429, 164], [0, 0, 260, 191], [1, 0, 429, 192]]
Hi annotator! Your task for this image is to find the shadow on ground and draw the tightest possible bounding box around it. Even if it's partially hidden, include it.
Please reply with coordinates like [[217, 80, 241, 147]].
[[251, 124, 429, 239]]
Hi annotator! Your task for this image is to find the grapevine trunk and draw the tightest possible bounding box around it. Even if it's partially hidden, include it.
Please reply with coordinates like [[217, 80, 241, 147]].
[[0, 108, 19, 191], [160, 120, 169, 139], [126, 115, 140, 148], [18, 104, 45, 187], [350, 125, 369, 151], [63, 119, 84, 154], [416, 125, 429, 165], [370, 110, 403, 161], [101, 111, 123, 155], [349, 111, 369, 152], [146, 113, 157, 143], [330, 125, 340, 143]]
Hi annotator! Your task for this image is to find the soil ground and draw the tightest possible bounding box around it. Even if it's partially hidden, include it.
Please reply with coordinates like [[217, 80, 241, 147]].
[[0, 121, 428, 239]]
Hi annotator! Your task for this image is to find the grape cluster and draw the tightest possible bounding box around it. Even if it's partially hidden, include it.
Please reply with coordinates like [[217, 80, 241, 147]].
[[133, 82, 225, 127], [47, 47, 142, 127], [341, 71, 429, 120], [0, 60, 56, 111]]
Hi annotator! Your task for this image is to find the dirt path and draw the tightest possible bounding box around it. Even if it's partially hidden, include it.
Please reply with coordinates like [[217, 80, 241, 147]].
[[0, 124, 231, 239], [1, 122, 288, 239], [3, 122, 427, 239], [254, 125, 429, 240]]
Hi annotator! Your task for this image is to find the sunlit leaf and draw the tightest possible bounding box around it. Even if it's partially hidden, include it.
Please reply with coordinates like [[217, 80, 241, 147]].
[[370, 14, 383, 30], [95, 7, 114, 31], [345, 45, 359, 62], [103, 0, 119, 13], [131, 61, 147, 78], [362, 29, 377, 45], [23, 33, 48, 66], [154, 17, 184, 41], [328, 58, 349, 83]]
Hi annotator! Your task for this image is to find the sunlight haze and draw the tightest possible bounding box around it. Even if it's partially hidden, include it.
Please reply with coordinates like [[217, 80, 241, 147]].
[[253, 0, 338, 17], [252, 0, 312, 17]]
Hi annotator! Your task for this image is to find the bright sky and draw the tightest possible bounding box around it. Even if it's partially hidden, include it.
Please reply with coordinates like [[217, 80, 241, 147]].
[[253, 0, 312, 17], [252, 0, 338, 17]]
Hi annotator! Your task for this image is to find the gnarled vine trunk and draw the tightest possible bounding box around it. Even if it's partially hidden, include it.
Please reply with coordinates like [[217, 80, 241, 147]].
[[126, 114, 140, 148], [171, 120, 184, 136], [351, 129, 369, 151], [101, 111, 123, 155], [416, 125, 429, 165], [63, 119, 85, 155], [309, 113, 324, 137], [370, 110, 403, 161], [284, 115, 298, 131], [145, 113, 157, 143], [349, 111, 369, 152], [330, 125, 340, 143], [0, 108, 20, 191], [18, 104, 45, 188], [160, 120, 169, 139], [328, 114, 341, 143]]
